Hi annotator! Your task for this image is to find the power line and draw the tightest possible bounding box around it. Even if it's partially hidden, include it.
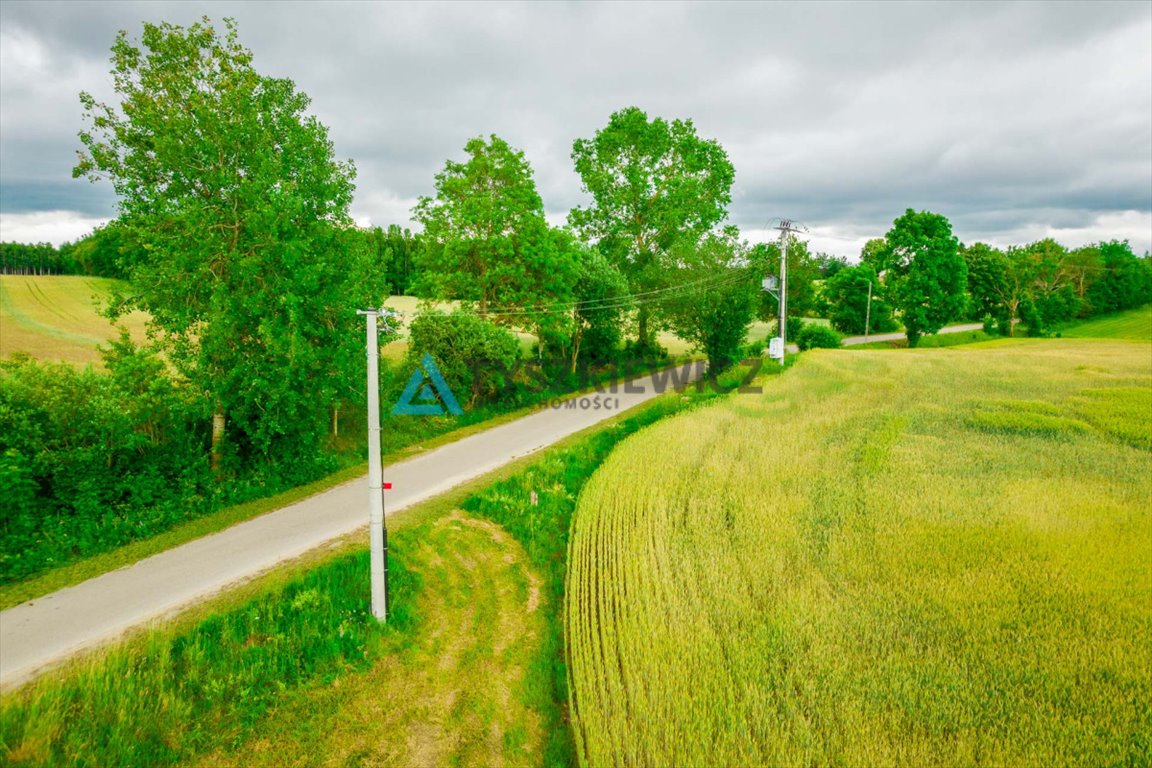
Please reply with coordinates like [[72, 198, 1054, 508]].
[[389, 266, 757, 323]]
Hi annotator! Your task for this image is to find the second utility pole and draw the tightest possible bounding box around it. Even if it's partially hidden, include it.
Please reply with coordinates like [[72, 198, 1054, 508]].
[[774, 219, 804, 367]]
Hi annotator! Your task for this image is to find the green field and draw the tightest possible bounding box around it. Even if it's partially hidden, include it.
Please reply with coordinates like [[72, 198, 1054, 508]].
[[1059, 304, 1152, 341], [566, 340, 1152, 766], [0, 275, 149, 365]]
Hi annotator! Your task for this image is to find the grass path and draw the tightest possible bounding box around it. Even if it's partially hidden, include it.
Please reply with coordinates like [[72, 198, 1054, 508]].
[[193, 511, 547, 768]]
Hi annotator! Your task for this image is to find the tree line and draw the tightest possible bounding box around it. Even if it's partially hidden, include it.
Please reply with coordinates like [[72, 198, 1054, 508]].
[[1, 17, 1149, 584]]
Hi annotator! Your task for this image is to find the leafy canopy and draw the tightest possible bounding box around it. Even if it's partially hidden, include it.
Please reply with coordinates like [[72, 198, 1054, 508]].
[[74, 17, 382, 466], [569, 106, 735, 344], [663, 233, 756, 373], [414, 134, 578, 337], [875, 209, 968, 347]]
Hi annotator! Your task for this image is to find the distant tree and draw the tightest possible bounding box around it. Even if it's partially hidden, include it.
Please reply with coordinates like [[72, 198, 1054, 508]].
[[814, 252, 849, 279], [663, 233, 756, 373], [0, 242, 66, 275], [358, 224, 422, 296], [874, 210, 968, 347], [58, 221, 135, 278], [962, 242, 1009, 322], [569, 106, 735, 351], [74, 17, 384, 473], [1061, 245, 1102, 312], [1022, 238, 1079, 326], [823, 263, 897, 335], [1087, 240, 1152, 314], [859, 238, 886, 269]]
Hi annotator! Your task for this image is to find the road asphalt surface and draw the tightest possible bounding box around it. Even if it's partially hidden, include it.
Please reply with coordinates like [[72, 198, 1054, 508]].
[[0, 324, 984, 686], [0, 362, 704, 687], [841, 322, 984, 346]]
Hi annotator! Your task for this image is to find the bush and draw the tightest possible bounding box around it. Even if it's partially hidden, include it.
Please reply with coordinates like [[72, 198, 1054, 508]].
[[786, 316, 806, 340], [0, 345, 213, 584], [796, 325, 843, 350], [405, 310, 522, 407]]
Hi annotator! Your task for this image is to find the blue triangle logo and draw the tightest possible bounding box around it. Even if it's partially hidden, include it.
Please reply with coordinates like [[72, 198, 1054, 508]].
[[393, 353, 463, 416]]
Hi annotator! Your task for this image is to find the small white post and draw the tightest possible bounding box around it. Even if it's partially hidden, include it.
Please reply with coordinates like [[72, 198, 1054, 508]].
[[359, 309, 387, 622]]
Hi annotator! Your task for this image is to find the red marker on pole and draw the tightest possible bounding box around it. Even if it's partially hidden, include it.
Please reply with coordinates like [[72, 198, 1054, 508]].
[[383, 482, 392, 490]]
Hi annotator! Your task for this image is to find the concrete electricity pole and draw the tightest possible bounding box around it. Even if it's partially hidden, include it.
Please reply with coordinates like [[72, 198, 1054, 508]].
[[357, 308, 389, 622], [773, 219, 806, 367]]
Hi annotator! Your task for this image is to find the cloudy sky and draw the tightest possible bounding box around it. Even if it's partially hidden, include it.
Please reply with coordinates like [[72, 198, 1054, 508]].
[[1, 0, 1149, 257]]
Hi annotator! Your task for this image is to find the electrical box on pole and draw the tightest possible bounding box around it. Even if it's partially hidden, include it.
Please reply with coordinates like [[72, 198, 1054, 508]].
[[768, 336, 784, 360]]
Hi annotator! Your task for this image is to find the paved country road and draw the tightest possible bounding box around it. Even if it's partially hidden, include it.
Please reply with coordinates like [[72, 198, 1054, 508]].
[[0, 324, 984, 686], [841, 323, 984, 346], [0, 363, 704, 687]]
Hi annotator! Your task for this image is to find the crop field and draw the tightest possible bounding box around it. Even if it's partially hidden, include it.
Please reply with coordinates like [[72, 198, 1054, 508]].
[[566, 340, 1152, 767], [0, 275, 149, 365]]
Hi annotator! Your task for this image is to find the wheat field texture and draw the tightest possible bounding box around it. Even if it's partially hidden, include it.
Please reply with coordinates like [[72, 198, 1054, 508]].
[[565, 340, 1151, 767]]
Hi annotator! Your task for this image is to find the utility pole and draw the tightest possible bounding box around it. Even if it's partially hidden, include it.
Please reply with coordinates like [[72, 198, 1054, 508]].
[[773, 219, 806, 367], [864, 278, 873, 344], [357, 308, 388, 622]]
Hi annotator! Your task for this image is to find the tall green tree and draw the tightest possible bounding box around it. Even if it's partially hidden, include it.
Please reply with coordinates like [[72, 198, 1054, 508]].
[[1021, 238, 1079, 326], [74, 17, 383, 473], [663, 234, 756, 373], [875, 210, 968, 347], [569, 107, 735, 350], [823, 263, 897, 335], [962, 242, 1009, 322], [413, 135, 578, 352]]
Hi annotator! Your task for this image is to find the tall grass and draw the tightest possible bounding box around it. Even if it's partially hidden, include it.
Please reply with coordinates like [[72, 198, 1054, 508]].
[[0, 552, 417, 765], [566, 340, 1152, 767]]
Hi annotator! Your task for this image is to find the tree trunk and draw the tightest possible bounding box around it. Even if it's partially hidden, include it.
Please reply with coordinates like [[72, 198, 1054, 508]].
[[211, 406, 225, 472], [637, 305, 650, 350], [332, 406, 340, 437]]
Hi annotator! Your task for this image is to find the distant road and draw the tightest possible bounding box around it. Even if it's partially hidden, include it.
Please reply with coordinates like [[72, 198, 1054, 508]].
[[841, 323, 984, 346], [0, 363, 702, 688]]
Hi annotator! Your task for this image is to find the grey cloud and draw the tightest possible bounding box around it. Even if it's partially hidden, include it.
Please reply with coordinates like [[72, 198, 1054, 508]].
[[1, 0, 1149, 254]]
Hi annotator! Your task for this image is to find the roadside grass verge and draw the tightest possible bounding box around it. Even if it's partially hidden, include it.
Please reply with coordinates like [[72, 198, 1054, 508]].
[[0, 364, 768, 766], [566, 340, 1152, 767]]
